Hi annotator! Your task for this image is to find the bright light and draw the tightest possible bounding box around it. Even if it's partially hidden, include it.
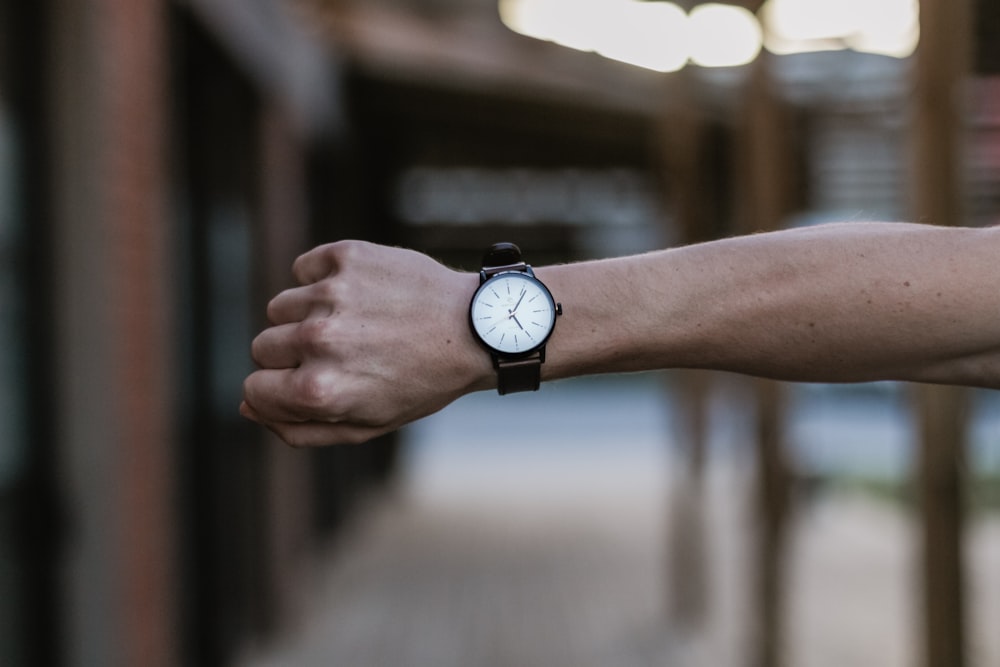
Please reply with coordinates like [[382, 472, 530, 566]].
[[595, 1, 689, 72], [846, 0, 919, 57], [763, 0, 861, 44], [499, 0, 690, 72], [498, 0, 566, 42], [760, 0, 919, 58], [500, 0, 917, 69], [499, 0, 767, 72], [688, 4, 763, 68], [548, 0, 619, 53], [498, 0, 623, 50]]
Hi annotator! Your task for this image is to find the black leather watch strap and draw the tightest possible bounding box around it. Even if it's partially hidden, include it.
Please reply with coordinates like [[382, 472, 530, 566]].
[[482, 242, 522, 274], [496, 354, 542, 395]]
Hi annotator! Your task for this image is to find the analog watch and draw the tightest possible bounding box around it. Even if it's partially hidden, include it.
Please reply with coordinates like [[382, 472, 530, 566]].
[[469, 243, 562, 394]]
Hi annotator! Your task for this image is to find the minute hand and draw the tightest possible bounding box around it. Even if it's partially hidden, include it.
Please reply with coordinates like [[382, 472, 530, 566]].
[[511, 289, 526, 313]]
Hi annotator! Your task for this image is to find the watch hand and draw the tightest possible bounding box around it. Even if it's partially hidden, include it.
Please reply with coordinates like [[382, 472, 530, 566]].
[[511, 314, 524, 330], [512, 289, 526, 313]]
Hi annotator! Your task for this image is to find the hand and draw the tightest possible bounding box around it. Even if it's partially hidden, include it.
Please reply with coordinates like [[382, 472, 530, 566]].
[[511, 288, 526, 313], [241, 240, 491, 446], [508, 289, 527, 329]]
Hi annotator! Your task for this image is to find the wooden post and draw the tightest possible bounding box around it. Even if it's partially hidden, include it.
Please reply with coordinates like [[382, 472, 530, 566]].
[[736, 53, 799, 667], [915, 386, 968, 667], [748, 379, 791, 667], [259, 101, 315, 634], [52, 0, 176, 664], [911, 0, 973, 665], [657, 72, 717, 631]]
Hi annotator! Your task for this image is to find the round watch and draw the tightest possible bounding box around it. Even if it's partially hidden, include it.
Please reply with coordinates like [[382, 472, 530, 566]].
[[469, 242, 562, 395]]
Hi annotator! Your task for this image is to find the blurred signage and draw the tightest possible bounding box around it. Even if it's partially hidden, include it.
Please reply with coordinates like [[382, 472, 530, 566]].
[[395, 166, 660, 227]]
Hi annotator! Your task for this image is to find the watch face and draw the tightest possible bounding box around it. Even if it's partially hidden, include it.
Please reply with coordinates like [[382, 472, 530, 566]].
[[470, 272, 557, 355]]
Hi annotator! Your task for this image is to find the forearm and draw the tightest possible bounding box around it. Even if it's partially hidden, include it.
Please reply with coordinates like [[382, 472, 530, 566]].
[[243, 222, 1000, 447], [535, 222, 1000, 388]]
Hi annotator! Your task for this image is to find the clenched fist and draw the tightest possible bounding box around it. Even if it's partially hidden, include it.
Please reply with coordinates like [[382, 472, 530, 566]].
[[241, 241, 491, 446]]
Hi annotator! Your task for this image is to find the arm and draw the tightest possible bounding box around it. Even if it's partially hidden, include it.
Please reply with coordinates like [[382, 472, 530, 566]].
[[242, 222, 1000, 446], [539, 221, 1000, 386]]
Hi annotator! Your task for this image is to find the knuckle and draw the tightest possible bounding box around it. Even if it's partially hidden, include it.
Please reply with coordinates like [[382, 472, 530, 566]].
[[293, 243, 340, 284], [331, 239, 365, 261], [292, 239, 373, 285], [293, 371, 336, 413], [315, 240, 359, 267], [293, 370, 358, 423], [297, 316, 339, 354], [312, 276, 346, 306]]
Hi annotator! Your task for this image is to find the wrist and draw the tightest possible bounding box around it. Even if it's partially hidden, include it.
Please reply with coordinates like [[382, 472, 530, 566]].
[[532, 258, 654, 381], [453, 270, 498, 393], [531, 264, 588, 381]]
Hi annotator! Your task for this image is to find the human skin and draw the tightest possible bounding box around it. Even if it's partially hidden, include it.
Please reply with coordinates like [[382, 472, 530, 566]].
[[241, 222, 1000, 446]]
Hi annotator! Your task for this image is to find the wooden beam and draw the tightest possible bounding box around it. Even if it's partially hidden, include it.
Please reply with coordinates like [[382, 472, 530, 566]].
[[297, 0, 667, 118], [911, 0, 973, 666]]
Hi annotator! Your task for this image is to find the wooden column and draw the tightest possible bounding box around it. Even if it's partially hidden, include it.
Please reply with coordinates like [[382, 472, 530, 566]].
[[258, 101, 316, 631], [52, 0, 176, 665], [657, 72, 713, 630], [915, 386, 969, 667], [736, 54, 799, 667], [911, 0, 973, 665]]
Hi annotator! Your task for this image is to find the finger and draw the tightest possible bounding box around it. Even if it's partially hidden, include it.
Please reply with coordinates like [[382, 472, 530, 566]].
[[243, 368, 323, 423], [267, 282, 336, 325], [251, 323, 302, 369], [261, 420, 384, 448], [292, 242, 346, 285], [266, 286, 312, 325], [240, 400, 262, 422], [245, 393, 387, 447]]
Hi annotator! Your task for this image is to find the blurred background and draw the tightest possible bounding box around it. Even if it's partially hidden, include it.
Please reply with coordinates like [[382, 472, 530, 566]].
[[1, 0, 999, 665]]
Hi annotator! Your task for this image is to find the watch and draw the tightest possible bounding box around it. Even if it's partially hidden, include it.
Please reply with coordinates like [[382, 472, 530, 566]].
[[469, 242, 562, 395]]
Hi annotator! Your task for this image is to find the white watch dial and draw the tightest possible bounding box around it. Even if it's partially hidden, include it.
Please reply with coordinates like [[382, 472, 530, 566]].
[[471, 272, 557, 355]]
